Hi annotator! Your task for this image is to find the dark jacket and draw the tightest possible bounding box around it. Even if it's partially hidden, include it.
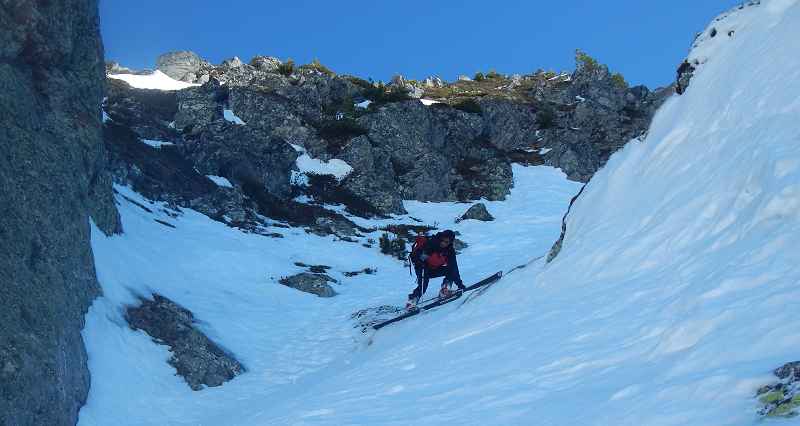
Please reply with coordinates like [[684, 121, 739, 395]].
[[411, 235, 462, 285]]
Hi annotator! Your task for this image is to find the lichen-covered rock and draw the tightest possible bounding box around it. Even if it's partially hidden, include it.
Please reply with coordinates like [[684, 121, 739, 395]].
[[125, 295, 246, 391], [756, 361, 800, 419], [279, 273, 338, 297]]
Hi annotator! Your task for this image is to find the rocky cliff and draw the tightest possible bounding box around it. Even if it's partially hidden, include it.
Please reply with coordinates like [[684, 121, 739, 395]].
[[0, 0, 120, 425], [104, 53, 673, 236]]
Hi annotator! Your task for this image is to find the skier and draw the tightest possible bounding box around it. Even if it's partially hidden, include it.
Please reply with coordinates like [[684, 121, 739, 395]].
[[406, 230, 466, 311]]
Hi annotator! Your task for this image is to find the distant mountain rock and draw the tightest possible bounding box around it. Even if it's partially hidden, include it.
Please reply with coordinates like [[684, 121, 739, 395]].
[[155, 50, 211, 82], [103, 51, 672, 235]]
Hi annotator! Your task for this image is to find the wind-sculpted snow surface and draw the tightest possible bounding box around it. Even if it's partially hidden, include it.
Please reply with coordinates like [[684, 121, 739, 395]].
[[546, 0, 800, 422], [80, 1, 800, 425]]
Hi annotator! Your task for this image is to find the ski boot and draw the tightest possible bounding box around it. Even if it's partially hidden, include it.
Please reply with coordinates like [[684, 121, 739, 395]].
[[404, 296, 420, 313], [439, 279, 457, 298]]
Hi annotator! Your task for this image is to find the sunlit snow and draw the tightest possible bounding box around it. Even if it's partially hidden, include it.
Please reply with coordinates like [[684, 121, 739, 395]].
[[139, 139, 173, 148], [293, 154, 353, 182], [108, 70, 198, 90], [223, 109, 246, 125], [81, 2, 800, 424]]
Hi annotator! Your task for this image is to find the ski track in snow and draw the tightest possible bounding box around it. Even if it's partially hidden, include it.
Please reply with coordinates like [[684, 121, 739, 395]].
[[80, 2, 800, 424]]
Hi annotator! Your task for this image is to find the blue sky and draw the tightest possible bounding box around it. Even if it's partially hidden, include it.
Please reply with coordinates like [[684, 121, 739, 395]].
[[100, 0, 741, 91]]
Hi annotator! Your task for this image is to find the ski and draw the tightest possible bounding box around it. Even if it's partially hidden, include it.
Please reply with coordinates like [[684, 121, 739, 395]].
[[372, 271, 502, 330]]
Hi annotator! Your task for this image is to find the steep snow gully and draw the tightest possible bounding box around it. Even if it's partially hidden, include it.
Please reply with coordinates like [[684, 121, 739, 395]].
[[80, 1, 800, 424]]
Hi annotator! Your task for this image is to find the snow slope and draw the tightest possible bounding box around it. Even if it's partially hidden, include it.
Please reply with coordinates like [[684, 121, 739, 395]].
[[80, 1, 800, 424]]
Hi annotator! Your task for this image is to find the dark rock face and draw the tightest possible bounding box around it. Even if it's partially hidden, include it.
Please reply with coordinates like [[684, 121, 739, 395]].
[[125, 295, 246, 391], [532, 65, 675, 182], [547, 185, 586, 263], [676, 61, 695, 95], [0, 0, 121, 424]]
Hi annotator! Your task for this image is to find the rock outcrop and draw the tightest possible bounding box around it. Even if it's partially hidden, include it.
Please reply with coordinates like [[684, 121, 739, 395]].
[[155, 50, 211, 82], [459, 203, 494, 222], [279, 273, 338, 297], [530, 65, 674, 181], [125, 295, 246, 391], [756, 361, 800, 419], [0, 0, 121, 424], [103, 51, 672, 237]]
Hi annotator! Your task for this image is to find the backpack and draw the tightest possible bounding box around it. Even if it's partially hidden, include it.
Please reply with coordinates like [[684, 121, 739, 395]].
[[408, 232, 427, 275]]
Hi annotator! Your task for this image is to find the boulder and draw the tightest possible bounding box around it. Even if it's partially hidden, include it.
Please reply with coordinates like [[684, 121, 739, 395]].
[[314, 217, 356, 237], [155, 50, 211, 82], [279, 273, 338, 297], [249, 54, 282, 72], [388, 73, 406, 87], [460, 203, 494, 221], [506, 74, 523, 91], [220, 56, 244, 69], [404, 82, 425, 99], [219, 64, 290, 90]]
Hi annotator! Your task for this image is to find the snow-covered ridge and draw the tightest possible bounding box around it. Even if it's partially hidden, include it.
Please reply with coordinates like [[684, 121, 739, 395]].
[[108, 70, 198, 90], [686, 1, 762, 66], [552, 0, 800, 421]]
